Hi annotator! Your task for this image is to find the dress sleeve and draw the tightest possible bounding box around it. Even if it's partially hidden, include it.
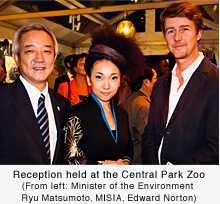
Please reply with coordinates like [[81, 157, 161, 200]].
[[64, 116, 85, 165], [57, 82, 69, 99]]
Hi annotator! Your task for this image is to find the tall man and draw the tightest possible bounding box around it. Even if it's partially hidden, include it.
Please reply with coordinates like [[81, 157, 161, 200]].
[[0, 23, 70, 164], [142, 2, 219, 164]]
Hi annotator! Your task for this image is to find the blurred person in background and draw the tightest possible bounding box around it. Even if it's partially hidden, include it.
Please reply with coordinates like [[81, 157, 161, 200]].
[[57, 53, 91, 106], [124, 65, 157, 164], [54, 54, 75, 91], [152, 57, 170, 78]]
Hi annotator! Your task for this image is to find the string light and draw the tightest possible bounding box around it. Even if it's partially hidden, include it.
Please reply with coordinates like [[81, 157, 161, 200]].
[[131, 0, 139, 4], [116, 12, 136, 38]]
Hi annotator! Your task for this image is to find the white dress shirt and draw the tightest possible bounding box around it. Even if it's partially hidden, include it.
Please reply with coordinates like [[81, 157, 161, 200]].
[[158, 52, 204, 164], [20, 76, 57, 164]]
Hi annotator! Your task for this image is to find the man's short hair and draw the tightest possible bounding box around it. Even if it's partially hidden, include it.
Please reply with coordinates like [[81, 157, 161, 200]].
[[130, 64, 154, 91], [12, 23, 58, 56], [160, 2, 203, 36]]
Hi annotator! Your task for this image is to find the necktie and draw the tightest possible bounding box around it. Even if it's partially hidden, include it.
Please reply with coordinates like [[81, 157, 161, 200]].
[[37, 93, 51, 164]]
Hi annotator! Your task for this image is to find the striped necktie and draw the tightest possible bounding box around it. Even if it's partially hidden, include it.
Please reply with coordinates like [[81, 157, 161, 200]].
[[37, 93, 51, 164]]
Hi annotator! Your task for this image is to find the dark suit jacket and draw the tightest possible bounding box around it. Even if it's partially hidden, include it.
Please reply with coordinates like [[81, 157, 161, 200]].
[[54, 73, 70, 92], [0, 78, 71, 164], [142, 57, 219, 164]]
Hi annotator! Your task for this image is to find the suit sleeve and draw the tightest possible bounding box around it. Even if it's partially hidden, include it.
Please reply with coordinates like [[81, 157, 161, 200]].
[[142, 86, 160, 164], [181, 84, 219, 164]]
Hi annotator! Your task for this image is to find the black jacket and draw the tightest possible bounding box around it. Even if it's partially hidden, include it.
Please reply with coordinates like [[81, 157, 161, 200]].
[[0, 79, 70, 164], [65, 95, 133, 164], [142, 57, 219, 164], [54, 73, 70, 92]]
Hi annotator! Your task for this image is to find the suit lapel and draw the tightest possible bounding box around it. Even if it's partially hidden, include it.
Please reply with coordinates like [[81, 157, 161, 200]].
[[162, 73, 172, 128], [167, 58, 209, 127], [11, 79, 49, 163]]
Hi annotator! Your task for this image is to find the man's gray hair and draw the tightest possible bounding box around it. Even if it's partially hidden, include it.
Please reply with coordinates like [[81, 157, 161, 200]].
[[12, 23, 58, 56]]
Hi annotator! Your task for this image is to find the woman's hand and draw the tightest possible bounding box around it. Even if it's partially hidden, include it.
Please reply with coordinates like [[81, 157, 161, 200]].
[[98, 159, 130, 165]]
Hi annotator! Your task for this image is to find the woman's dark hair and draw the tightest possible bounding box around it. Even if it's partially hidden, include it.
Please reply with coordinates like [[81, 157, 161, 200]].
[[85, 52, 126, 77], [64, 54, 75, 69], [130, 64, 154, 91], [70, 53, 87, 77], [85, 24, 146, 85], [160, 2, 203, 36]]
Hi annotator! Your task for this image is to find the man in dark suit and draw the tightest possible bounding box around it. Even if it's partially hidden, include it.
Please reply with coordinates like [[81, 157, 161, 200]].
[[54, 54, 75, 91], [142, 2, 219, 165], [0, 23, 70, 164]]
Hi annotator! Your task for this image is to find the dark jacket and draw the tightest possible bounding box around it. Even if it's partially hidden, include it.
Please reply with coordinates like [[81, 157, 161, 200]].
[[142, 57, 219, 164], [65, 95, 133, 164], [0, 79, 71, 164], [54, 73, 70, 92]]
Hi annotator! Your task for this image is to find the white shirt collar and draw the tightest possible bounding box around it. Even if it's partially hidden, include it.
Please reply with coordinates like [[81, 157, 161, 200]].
[[172, 52, 204, 80], [67, 70, 74, 81]]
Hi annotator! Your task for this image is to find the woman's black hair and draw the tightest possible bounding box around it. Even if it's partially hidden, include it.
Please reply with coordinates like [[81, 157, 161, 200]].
[[69, 53, 87, 77], [85, 24, 146, 85]]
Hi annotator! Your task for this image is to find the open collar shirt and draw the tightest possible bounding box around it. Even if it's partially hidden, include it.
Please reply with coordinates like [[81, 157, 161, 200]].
[[167, 52, 204, 125], [159, 52, 204, 165]]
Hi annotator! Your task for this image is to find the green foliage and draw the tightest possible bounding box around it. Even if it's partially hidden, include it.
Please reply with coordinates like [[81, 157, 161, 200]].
[[55, 52, 65, 65]]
